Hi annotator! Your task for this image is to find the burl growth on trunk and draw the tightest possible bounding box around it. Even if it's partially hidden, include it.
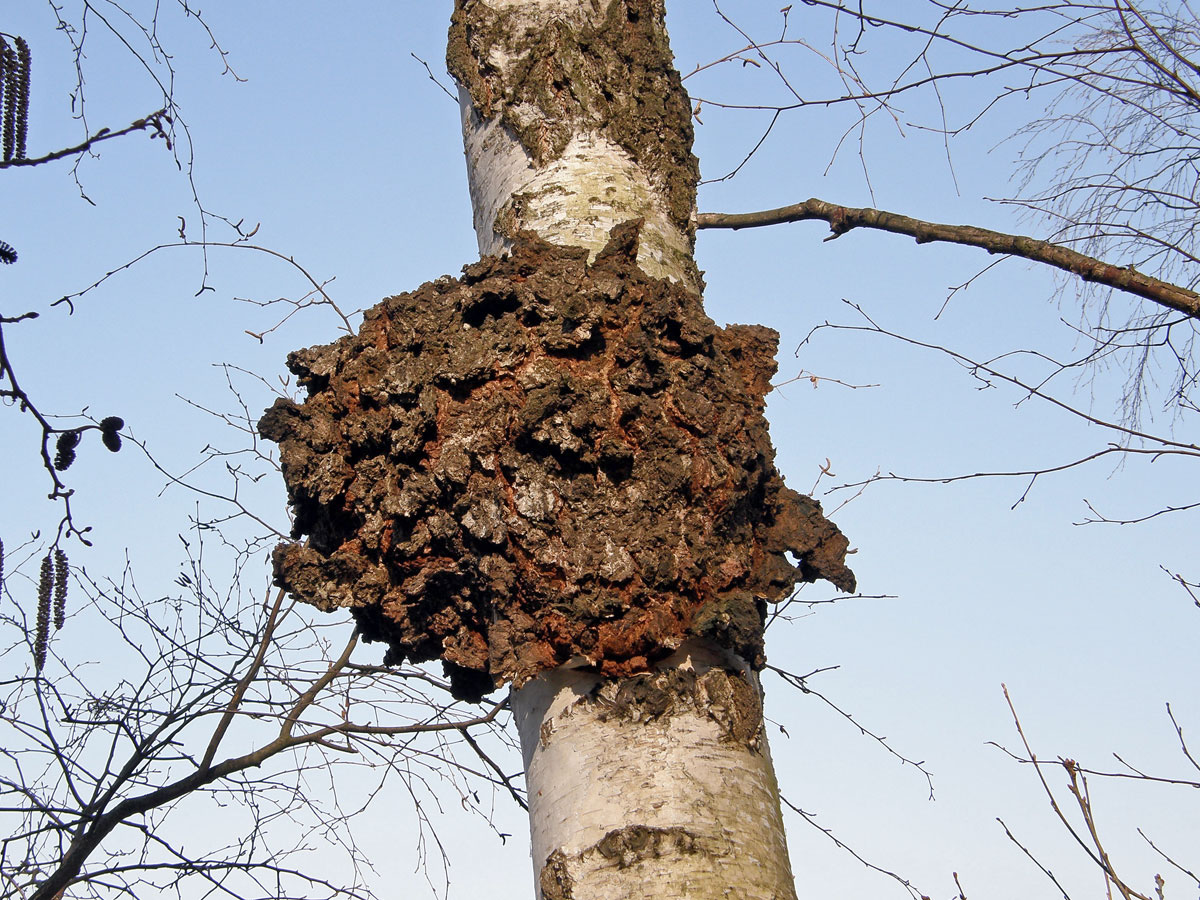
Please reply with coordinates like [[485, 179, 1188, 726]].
[[259, 223, 854, 700]]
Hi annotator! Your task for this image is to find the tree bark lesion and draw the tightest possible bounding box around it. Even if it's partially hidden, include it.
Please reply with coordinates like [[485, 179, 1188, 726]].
[[595, 824, 700, 867], [262, 223, 854, 699], [539, 849, 576, 900], [586, 665, 765, 748]]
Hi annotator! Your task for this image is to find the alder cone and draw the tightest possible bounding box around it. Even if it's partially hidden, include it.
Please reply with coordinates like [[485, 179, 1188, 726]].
[[260, 223, 854, 700]]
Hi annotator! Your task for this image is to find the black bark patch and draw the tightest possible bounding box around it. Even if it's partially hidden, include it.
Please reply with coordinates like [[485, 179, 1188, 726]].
[[261, 225, 854, 699]]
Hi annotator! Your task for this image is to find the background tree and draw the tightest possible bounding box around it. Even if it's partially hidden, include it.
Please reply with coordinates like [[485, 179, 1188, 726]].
[[686, 3, 1200, 896], [692, 0, 1200, 428], [1, 536, 511, 900]]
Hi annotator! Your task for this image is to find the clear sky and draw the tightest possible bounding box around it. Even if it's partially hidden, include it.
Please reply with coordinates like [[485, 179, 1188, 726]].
[[1, 2, 1196, 899]]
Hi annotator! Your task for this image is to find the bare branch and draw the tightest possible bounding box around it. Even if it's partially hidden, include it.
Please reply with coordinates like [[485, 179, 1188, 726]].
[[0, 109, 170, 169], [697, 198, 1200, 320]]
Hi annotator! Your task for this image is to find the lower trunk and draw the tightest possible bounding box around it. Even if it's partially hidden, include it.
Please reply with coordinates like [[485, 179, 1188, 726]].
[[512, 641, 797, 899]]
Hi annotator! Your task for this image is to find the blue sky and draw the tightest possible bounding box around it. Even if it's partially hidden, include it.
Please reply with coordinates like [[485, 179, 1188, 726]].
[[2, 2, 1196, 898]]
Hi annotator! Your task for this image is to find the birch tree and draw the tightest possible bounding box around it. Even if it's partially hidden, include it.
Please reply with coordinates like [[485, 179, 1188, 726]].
[[258, 2, 1200, 899], [6, 2, 1198, 898], [261, 1, 855, 897]]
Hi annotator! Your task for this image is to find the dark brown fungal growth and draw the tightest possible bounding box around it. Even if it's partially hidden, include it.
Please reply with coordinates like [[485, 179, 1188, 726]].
[[260, 223, 854, 700]]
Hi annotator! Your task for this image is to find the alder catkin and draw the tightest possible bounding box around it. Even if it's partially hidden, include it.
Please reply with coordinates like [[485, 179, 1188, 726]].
[[1, 38, 16, 163], [13, 37, 29, 161], [52, 547, 68, 630], [34, 553, 51, 672]]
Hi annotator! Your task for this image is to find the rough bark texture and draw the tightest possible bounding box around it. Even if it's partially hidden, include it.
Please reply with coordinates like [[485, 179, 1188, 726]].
[[259, 222, 854, 700]]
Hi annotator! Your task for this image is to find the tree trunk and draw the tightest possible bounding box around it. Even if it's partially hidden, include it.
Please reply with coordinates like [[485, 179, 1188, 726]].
[[448, 0, 703, 294], [260, 3, 852, 895], [510, 643, 797, 899], [448, 3, 800, 896]]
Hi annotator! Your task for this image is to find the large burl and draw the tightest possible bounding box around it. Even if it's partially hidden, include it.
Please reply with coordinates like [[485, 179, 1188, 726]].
[[259, 223, 854, 700]]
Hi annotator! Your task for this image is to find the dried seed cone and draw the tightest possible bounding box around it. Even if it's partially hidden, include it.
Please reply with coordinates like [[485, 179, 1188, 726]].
[[100, 417, 124, 453], [54, 430, 81, 471], [0, 240, 15, 265]]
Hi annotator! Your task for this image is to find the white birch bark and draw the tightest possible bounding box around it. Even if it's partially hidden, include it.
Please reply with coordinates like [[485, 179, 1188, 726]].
[[450, 2, 799, 896], [459, 97, 699, 291], [511, 643, 797, 899]]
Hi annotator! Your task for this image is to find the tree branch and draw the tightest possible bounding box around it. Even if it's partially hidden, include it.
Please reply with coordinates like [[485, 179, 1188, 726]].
[[31, 696, 504, 900], [697, 198, 1200, 320], [0, 110, 169, 169]]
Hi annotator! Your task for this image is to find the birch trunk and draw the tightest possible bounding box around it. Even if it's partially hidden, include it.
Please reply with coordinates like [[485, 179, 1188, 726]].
[[511, 643, 797, 899], [449, 3, 799, 897]]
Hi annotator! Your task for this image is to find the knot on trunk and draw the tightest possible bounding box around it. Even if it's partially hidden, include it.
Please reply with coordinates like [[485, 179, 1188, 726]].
[[260, 224, 854, 700]]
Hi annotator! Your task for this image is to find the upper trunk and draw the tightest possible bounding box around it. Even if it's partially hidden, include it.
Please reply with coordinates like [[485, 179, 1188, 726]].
[[447, 0, 703, 293]]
